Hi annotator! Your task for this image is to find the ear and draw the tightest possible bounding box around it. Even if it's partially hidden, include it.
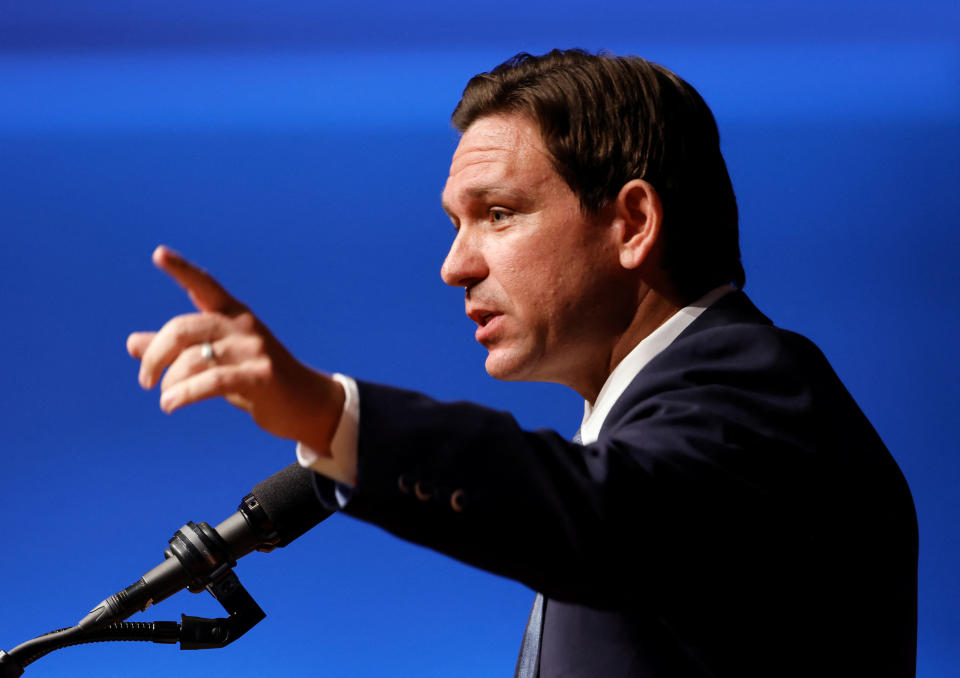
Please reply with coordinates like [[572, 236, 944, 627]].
[[613, 179, 662, 270]]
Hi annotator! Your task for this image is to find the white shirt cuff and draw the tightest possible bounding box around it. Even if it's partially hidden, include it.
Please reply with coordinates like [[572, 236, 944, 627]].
[[296, 373, 359, 491]]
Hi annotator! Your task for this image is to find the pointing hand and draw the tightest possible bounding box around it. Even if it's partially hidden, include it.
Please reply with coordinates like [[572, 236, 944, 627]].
[[127, 246, 344, 453]]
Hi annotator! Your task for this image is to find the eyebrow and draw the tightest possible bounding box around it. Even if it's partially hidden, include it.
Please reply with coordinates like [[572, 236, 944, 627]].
[[440, 186, 529, 218]]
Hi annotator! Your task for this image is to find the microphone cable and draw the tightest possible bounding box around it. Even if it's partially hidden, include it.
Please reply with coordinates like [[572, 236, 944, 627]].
[[1, 621, 181, 677]]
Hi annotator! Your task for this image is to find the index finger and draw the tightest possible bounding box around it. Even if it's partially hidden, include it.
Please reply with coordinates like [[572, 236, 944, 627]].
[[153, 245, 244, 313]]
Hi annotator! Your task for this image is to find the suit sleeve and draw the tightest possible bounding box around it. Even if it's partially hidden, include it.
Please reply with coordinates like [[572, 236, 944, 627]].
[[334, 325, 912, 614]]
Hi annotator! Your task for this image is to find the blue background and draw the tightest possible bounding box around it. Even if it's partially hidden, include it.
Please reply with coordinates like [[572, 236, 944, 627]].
[[1, 2, 958, 675]]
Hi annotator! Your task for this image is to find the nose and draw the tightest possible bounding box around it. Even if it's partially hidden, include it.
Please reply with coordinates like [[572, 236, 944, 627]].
[[441, 228, 487, 289]]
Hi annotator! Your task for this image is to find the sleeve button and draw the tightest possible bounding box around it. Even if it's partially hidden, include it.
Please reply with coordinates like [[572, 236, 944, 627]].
[[450, 489, 466, 512], [414, 481, 433, 501]]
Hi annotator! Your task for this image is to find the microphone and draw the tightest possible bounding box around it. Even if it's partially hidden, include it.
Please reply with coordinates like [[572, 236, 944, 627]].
[[77, 463, 333, 631]]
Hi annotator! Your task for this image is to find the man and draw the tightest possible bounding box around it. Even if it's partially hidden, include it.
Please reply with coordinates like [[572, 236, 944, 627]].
[[129, 50, 917, 676]]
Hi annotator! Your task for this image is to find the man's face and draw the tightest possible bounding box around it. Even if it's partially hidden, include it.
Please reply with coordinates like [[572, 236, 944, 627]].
[[441, 114, 632, 387]]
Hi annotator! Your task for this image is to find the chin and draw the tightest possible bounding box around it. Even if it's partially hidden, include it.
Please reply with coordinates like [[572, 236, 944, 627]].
[[483, 347, 539, 382]]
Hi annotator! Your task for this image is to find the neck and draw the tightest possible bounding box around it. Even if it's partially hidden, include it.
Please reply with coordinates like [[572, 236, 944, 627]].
[[574, 285, 685, 404]]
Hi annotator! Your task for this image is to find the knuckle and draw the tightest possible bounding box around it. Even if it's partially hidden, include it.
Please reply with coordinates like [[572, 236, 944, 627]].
[[208, 370, 227, 392], [164, 315, 202, 348], [169, 314, 196, 339], [233, 312, 257, 332], [247, 334, 266, 355], [251, 357, 275, 382]]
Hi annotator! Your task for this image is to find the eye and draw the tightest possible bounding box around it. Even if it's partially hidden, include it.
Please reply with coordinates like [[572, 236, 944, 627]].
[[489, 208, 511, 224]]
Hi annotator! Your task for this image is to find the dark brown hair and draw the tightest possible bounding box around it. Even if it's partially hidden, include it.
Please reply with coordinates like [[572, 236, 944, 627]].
[[451, 49, 744, 300]]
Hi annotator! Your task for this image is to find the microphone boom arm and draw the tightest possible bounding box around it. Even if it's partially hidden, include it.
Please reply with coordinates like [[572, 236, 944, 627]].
[[0, 496, 273, 676], [1, 463, 331, 675]]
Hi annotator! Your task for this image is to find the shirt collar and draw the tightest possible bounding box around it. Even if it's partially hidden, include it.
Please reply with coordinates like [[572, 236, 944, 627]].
[[578, 285, 734, 444]]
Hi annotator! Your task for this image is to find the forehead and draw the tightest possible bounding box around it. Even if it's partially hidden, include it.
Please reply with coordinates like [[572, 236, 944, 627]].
[[449, 114, 549, 173], [442, 114, 558, 207]]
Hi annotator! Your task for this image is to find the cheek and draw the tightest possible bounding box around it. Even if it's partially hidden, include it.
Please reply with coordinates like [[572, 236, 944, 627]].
[[498, 250, 556, 313], [494, 246, 530, 295], [492, 223, 602, 327]]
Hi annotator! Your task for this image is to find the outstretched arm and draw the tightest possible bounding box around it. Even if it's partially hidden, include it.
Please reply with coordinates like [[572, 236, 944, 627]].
[[127, 245, 353, 484]]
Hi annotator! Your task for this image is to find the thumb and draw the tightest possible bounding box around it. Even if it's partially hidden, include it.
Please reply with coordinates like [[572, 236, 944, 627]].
[[126, 331, 156, 359]]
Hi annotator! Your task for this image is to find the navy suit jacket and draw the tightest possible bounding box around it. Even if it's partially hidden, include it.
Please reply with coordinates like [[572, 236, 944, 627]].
[[326, 292, 917, 677]]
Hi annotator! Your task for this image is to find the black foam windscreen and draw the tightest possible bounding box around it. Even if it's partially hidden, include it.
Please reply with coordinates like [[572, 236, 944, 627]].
[[250, 463, 334, 547]]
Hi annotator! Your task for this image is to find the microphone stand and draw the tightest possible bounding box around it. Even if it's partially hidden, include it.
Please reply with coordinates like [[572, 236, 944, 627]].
[[0, 521, 267, 677]]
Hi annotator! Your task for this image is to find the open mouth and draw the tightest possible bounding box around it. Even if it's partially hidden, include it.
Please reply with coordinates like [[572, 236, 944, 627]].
[[467, 306, 500, 327]]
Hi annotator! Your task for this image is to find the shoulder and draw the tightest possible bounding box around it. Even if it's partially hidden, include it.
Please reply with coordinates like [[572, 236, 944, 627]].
[[642, 291, 838, 394], [664, 313, 833, 382], [603, 292, 857, 442]]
